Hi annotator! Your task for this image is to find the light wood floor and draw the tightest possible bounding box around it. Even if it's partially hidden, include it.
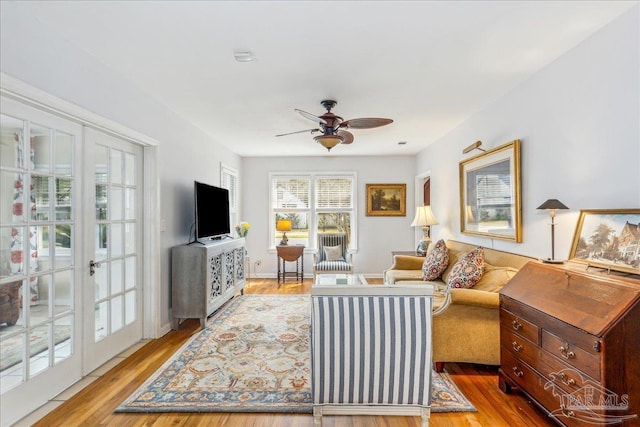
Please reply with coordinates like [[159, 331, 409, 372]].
[[31, 278, 553, 427]]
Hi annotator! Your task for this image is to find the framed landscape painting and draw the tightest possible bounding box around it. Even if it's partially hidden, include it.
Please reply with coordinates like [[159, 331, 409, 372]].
[[568, 208, 640, 274], [366, 184, 406, 216], [459, 139, 522, 242]]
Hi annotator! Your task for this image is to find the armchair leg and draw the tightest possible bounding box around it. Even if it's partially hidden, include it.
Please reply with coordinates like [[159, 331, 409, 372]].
[[434, 362, 445, 373]]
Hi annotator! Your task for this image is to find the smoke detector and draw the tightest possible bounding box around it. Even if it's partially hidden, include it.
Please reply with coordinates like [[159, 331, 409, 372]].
[[233, 50, 255, 62]]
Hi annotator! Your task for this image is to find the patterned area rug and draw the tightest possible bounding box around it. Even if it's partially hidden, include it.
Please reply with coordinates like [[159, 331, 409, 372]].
[[116, 295, 475, 413]]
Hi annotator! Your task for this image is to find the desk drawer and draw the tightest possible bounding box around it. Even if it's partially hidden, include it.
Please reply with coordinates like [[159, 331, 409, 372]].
[[500, 308, 539, 344], [500, 327, 540, 367], [537, 349, 600, 396], [541, 330, 601, 381], [501, 349, 560, 413], [501, 350, 589, 427]]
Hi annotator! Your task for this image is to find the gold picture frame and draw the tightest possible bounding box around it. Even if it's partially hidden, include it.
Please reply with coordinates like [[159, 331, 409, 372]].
[[568, 208, 640, 274], [366, 183, 406, 216], [459, 139, 522, 242]]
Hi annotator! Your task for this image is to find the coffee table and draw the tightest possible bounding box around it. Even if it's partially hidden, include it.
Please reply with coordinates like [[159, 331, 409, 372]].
[[314, 273, 368, 287]]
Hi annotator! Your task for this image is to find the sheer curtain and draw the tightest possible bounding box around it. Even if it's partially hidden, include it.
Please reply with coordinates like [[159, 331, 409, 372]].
[[10, 130, 38, 305]]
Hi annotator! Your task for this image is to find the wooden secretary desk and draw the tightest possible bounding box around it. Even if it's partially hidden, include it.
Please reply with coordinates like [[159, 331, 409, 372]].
[[498, 262, 640, 427]]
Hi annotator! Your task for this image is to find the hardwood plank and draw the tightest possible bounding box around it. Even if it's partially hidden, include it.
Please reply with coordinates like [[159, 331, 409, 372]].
[[31, 278, 553, 427]]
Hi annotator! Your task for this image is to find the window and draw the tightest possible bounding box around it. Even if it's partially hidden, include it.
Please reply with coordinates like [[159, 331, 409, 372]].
[[270, 173, 356, 249], [220, 163, 238, 231]]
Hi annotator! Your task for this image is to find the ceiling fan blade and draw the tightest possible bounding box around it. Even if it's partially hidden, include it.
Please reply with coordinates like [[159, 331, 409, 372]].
[[275, 128, 319, 137], [342, 118, 393, 129], [296, 109, 328, 125], [337, 130, 354, 144]]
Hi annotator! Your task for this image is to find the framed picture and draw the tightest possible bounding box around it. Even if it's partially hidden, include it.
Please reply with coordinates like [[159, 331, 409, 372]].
[[568, 208, 640, 274], [366, 183, 406, 216], [459, 139, 522, 242]]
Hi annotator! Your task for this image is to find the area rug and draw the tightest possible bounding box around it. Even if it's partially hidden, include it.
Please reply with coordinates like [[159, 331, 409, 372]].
[[116, 295, 475, 413]]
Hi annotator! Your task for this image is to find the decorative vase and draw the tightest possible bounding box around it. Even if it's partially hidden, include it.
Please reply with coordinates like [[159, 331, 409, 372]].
[[235, 222, 250, 238]]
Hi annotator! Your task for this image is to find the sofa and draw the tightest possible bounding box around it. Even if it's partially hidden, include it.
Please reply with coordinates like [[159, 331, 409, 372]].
[[384, 240, 534, 372]]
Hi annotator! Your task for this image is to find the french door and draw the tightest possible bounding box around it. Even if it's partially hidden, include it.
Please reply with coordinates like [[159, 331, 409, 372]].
[[82, 128, 143, 373], [0, 97, 145, 426], [0, 97, 83, 425]]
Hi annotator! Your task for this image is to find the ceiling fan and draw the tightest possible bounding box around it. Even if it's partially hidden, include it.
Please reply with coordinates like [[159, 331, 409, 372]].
[[276, 100, 393, 151]]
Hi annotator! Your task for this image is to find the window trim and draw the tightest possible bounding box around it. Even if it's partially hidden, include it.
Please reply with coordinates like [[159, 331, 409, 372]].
[[220, 163, 239, 233], [268, 172, 357, 252]]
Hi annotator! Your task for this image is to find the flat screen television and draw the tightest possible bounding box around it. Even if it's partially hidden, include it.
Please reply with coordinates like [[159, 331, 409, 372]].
[[194, 181, 231, 241]]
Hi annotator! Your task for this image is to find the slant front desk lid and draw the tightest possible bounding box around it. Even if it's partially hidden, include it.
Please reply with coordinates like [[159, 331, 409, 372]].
[[500, 262, 640, 337]]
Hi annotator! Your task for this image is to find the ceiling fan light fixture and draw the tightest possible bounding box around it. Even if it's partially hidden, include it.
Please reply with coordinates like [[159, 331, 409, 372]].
[[314, 134, 343, 151], [279, 100, 393, 151]]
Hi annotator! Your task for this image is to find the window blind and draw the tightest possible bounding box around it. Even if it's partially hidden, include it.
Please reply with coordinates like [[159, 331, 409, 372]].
[[272, 177, 310, 209], [315, 177, 353, 209]]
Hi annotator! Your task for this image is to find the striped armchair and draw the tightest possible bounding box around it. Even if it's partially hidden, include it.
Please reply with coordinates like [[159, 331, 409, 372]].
[[313, 233, 353, 281], [310, 285, 433, 426]]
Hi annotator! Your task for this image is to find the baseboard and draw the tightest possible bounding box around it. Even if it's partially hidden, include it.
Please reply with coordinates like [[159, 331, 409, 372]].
[[159, 322, 172, 337]]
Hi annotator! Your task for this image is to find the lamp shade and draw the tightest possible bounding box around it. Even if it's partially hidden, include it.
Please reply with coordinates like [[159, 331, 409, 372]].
[[276, 219, 292, 232], [314, 134, 343, 151], [537, 199, 569, 211], [410, 206, 439, 227]]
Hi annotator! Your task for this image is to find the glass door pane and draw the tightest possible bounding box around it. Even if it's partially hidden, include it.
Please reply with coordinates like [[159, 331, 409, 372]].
[[0, 106, 81, 409], [83, 128, 142, 373]]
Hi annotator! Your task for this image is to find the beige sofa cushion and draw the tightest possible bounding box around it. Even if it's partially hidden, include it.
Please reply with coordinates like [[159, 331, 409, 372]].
[[386, 269, 423, 284], [474, 264, 519, 292]]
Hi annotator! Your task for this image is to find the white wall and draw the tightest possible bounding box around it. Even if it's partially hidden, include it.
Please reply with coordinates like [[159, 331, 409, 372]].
[[416, 6, 640, 260], [0, 3, 242, 329], [242, 156, 417, 277]]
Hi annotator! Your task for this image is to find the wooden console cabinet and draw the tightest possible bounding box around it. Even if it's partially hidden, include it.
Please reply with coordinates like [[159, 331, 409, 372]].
[[499, 262, 640, 427], [171, 238, 246, 329]]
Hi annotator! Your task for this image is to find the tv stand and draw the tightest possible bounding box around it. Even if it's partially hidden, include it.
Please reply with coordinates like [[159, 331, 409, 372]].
[[172, 238, 246, 329]]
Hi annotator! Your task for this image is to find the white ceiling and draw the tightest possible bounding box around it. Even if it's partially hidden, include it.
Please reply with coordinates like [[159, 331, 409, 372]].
[[19, 1, 636, 157]]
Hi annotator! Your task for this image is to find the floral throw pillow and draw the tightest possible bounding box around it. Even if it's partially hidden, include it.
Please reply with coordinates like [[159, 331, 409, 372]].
[[422, 239, 449, 281], [447, 247, 485, 289]]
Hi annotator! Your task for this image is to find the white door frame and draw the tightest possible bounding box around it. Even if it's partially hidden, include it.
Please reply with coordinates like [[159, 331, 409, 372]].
[[1, 74, 162, 339], [414, 170, 432, 248]]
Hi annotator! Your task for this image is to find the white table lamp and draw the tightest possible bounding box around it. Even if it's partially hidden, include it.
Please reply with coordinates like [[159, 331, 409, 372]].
[[411, 206, 439, 256]]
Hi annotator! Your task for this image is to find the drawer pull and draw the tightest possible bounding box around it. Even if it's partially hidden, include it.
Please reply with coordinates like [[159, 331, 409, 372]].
[[512, 366, 524, 377], [512, 341, 523, 352], [559, 344, 576, 359], [512, 319, 522, 331], [560, 372, 576, 386]]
